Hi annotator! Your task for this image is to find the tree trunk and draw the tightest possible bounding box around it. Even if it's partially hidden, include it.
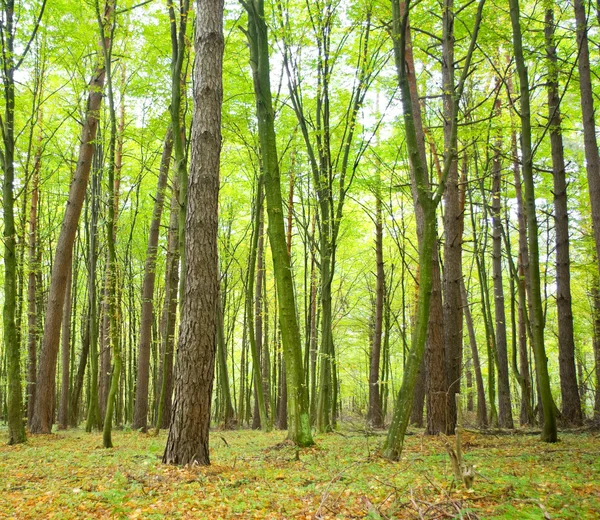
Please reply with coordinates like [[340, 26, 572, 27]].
[[163, 0, 224, 465], [461, 278, 488, 428], [245, 0, 313, 447], [574, 0, 600, 286], [30, 1, 113, 435], [156, 187, 180, 431], [368, 190, 384, 428], [26, 146, 41, 428], [546, 6, 582, 426], [509, 0, 557, 442], [58, 265, 73, 430], [491, 128, 514, 429], [69, 309, 90, 427], [442, 0, 463, 437], [133, 127, 173, 432]]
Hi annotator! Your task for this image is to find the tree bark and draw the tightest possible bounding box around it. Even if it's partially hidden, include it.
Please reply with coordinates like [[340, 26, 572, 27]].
[[441, 0, 464, 436], [163, 0, 224, 465]]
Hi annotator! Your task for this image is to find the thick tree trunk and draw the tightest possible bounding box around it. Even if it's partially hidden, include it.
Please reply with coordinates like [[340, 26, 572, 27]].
[[30, 1, 113, 434], [163, 0, 224, 465], [546, 7, 582, 426], [593, 286, 600, 420], [133, 127, 173, 432]]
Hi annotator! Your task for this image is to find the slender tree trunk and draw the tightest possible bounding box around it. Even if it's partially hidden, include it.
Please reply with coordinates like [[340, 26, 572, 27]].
[[441, 0, 463, 436], [368, 190, 385, 428], [70, 309, 90, 427], [509, 0, 557, 442], [574, 0, 600, 286], [156, 187, 180, 431], [491, 128, 514, 429], [133, 127, 173, 431], [545, 6, 582, 426], [246, 0, 313, 447], [27, 146, 41, 427], [31, 1, 114, 434], [247, 177, 269, 431], [58, 266, 73, 430], [163, 0, 224, 465], [461, 278, 488, 428]]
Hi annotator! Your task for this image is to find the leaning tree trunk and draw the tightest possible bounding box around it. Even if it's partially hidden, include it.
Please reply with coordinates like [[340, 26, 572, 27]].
[[30, 1, 114, 435], [163, 0, 224, 465]]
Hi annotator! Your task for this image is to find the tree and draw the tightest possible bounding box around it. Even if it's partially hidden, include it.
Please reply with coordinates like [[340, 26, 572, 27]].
[[30, 0, 113, 435], [545, 3, 581, 425], [1, 0, 47, 444], [163, 0, 224, 466], [133, 127, 173, 432], [244, 0, 313, 447], [384, 0, 484, 460], [508, 0, 557, 442]]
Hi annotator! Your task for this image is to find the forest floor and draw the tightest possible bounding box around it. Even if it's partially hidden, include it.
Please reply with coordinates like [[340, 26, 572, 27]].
[[0, 424, 599, 519]]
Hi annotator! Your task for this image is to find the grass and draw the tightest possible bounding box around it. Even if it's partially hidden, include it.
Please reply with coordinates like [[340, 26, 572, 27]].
[[0, 425, 599, 519]]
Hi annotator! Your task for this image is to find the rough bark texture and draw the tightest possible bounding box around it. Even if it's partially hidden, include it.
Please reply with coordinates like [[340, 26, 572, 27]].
[[163, 0, 223, 465], [133, 128, 173, 432], [401, 7, 447, 437], [546, 7, 582, 426], [30, 2, 112, 434]]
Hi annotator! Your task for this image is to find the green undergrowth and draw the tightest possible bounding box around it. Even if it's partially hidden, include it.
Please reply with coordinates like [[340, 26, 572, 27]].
[[0, 425, 599, 518]]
